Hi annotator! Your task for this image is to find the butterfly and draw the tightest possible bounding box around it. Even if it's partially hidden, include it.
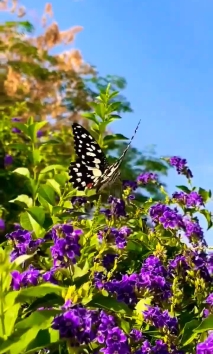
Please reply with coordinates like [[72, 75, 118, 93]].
[[69, 120, 141, 193]]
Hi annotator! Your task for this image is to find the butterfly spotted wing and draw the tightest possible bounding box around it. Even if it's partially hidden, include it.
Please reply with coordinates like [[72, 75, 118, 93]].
[[69, 120, 141, 192], [92, 119, 141, 193], [69, 123, 109, 190]]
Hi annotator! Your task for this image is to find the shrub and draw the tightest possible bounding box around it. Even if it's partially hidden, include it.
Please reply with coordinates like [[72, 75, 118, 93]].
[[0, 89, 212, 354]]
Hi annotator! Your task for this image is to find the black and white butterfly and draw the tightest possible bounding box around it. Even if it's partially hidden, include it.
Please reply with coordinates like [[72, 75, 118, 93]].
[[69, 120, 141, 193]]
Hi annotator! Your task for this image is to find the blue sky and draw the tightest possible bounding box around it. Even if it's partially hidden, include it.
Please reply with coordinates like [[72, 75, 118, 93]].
[[3, 0, 213, 243]]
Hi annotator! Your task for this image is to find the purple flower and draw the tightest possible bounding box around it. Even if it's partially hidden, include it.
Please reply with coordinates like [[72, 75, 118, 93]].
[[0, 219, 5, 231], [135, 340, 152, 354], [122, 180, 138, 191], [130, 329, 143, 342], [50, 224, 82, 267], [101, 196, 126, 218], [11, 266, 41, 290], [94, 272, 106, 289], [191, 251, 212, 282], [137, 172, 158, 184], [206, 293, 213, 305], [11, 270, 22, 290], [106, 327, 127, 346], [43, 269, 58, 284], [169, 156, 193, 178], [150, 203, 184, 229], [37, 130, 43, 138], [101, 343, 130, 354], [21, 266, 40, 286], [6, 229, 44, 261], [149, 203, 170, 222], [196, 331, 213, 353], [143, 306, 178, 334], [4, 154, 13, 166], [52, 307, 108, 344], [173, 191, 204, 208], [184, 218, 204, 244], [97, 226, 131, 250], [12, 118, 21, 133], [169, 255, 189, 275], [203, 309, 210, 318], [71, 196, 87, 207], [102, 254, 117, 270]]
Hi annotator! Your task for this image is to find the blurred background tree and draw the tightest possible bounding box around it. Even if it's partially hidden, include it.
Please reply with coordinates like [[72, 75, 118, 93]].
[[0, 0, 169, 236]]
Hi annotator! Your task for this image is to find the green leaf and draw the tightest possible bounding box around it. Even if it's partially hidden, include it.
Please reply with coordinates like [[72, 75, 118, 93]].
[[54, 173, 67, 187], [15, 310, 59, 330], [198, 187, 211, 203], [20, 211, 42, 236], [81, 112, 98, 124], [39, 164, 65, 175], [108, 114, 121, 120], [176, 185, 191, 193], [30, 149, 41, 164], [12, 167, 30, 178], [104, 133, 128, 144], [12, 122, 28, 135], [26, 178, 37, 196], [73, 264, 89, 281], [107, 101, 121, 113], [47, 179, 61, 196], [181, 319, 200, 346], [14, 254, 34, 266], [9, 194, 33, 208], [88, 294, 132, 316], [38, 185, 55, 206], [194, 315, 213, 333], [24, 328, 60, 353], [0, 328, 40, 354], [4, 303, 21, 336], [200, 209, 213, 230], [26, 206, 45, 226], [16, 284, 64, 302], [28, 121, 47, 142]]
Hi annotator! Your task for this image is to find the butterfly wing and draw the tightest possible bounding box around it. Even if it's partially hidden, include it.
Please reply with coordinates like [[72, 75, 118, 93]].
[[93, 119, 141, 192], [69, 123, 108, 190]]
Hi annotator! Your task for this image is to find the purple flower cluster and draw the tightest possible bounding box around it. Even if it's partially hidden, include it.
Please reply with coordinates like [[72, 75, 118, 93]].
[[150, 203, 184, 229], [149, 203, 205, 244], [137, 172, 158, 185], [169, 254, 189, 276], [101, 196, 126, 218], [6, 229, 44, 261], [98, 226, 132, 249], [11, 266, 40, 290], [184, 218, 205, 244], [52, 304, 180, 353], [196, 331, 213, 353], [96, 255, 171, 306], [52, 307, 131, 352], [143, 305, 178, 335], [172, 191, 204, 208], [102, 253, 118, 270], [50, 224, 82, 267], [71, 196, 87, 207], [169, 156, 193, 178]]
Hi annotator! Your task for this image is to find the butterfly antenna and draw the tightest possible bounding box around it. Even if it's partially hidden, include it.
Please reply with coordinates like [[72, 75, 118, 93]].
[[117, 119, 141, 164]]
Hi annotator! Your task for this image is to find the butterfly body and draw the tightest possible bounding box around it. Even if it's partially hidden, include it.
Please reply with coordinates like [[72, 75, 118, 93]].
[[69, 120, 141, 192]]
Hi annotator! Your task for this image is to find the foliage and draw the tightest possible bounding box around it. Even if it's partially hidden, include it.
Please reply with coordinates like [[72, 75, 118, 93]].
[[0, 1, 169, 235], [0, 89, 213, 353]]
